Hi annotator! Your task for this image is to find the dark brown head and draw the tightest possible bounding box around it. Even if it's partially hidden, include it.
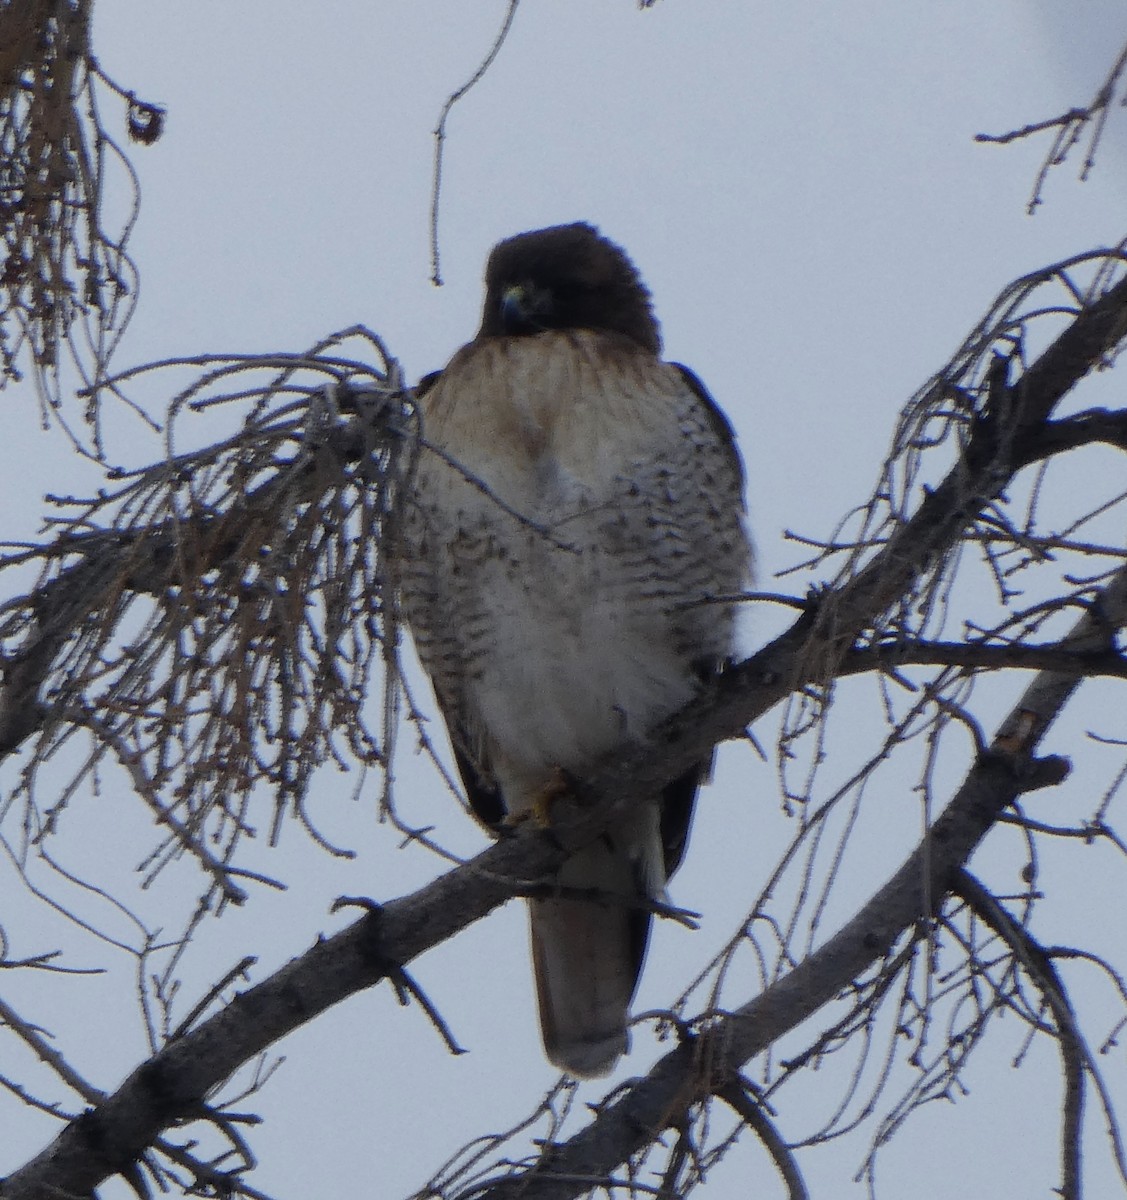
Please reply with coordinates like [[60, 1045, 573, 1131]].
[[477, 223, 661, 355]]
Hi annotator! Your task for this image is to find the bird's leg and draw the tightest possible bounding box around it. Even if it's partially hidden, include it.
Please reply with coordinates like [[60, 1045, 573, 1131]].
[[532, 766, 575, 825], [502, 766, 576, 829]]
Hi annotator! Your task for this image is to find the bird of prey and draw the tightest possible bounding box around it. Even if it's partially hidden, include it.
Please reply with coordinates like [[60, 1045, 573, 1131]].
[[399, 222, 751, 1078]]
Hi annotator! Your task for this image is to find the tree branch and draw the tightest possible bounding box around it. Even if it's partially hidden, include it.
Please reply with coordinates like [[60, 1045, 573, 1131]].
[[463, 564, 1127, 1200], [950, 870, 1084, 1200], [0, 379, 399, 761], [840, 639, 1127, 681], [1, 827, 568, 1200], [975, 37, 1127, 212], [716, 1080, 808, 1200], [3, 264, 1127, 1197], [1016, 407, 1127, 465]]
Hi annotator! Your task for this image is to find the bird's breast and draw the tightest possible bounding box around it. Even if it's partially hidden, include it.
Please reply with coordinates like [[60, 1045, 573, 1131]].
[[419, 332, 668, 514], [405, 330, 743, 794]]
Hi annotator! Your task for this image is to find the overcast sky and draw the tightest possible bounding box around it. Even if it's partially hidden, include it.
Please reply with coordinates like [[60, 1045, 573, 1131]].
[[3, 3, 1127, 1198]]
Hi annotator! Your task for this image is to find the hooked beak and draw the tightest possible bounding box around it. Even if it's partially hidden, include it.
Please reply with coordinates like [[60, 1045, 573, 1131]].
[[499, 282, 551, 333]]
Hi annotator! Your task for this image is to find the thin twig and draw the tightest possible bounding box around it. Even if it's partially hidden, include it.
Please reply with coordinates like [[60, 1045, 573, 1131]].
[[428, 0, 521, 284]]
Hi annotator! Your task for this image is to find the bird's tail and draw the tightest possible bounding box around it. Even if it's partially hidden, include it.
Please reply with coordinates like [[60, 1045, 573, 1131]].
[[529, 838, 654, 1079]]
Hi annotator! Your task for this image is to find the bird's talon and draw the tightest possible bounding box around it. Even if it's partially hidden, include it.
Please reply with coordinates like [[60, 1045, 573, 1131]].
[[532, 767, 574, 825]]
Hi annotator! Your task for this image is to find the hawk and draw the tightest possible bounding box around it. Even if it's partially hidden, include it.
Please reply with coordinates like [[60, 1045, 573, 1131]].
[[400, 222, 751, 1077]]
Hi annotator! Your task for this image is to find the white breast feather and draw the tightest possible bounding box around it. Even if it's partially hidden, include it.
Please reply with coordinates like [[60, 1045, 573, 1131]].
[[405, 331, 749, 810]]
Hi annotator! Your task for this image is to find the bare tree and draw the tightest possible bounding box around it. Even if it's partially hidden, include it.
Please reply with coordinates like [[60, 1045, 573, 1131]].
[[3, 8, 1127, 1200]]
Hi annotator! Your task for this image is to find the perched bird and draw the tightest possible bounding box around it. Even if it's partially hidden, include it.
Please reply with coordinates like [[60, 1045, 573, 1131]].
[[400, 222, 751, 1078]]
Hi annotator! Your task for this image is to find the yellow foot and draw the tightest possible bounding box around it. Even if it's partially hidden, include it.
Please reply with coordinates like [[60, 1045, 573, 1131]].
[[534, 767, 574, 825], [503, 767, 573, 829]]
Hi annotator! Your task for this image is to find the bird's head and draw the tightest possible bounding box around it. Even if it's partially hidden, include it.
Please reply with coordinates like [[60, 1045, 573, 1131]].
[[478, 222, 662, 355]]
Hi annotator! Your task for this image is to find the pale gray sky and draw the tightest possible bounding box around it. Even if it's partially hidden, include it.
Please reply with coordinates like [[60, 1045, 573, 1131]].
[[2, 3, 1126, 1197]]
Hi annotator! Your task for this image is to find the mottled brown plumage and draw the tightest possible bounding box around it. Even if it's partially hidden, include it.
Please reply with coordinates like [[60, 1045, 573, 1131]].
[[400, 223, 752, 1077]]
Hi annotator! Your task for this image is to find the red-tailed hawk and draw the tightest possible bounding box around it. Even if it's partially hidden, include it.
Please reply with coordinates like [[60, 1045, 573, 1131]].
[[401, 223, 751, 1077]]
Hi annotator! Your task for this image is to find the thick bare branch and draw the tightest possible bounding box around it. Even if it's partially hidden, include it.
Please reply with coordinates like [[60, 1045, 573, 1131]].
[[1016, 407, 1127, 464], [461, 565, 1127, 1200], [0, 824, 567, 1200], [2, 256, 1127, 1197]]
